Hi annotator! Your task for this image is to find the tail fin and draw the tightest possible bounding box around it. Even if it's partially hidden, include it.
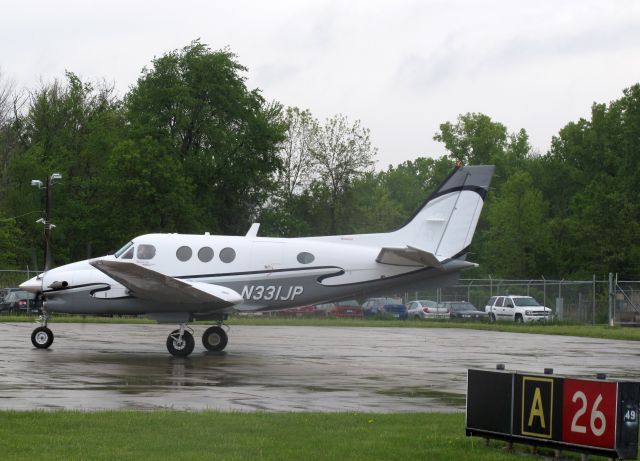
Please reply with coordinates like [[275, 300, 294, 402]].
[[391, 164, 494, 261]]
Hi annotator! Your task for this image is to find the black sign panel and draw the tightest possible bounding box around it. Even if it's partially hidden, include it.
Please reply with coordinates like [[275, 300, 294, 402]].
[[466, 369, 513, 435]]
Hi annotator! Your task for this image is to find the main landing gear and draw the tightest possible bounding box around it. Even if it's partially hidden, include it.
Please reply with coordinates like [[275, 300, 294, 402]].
[[166, 323, 229, 357], [201, 325, 228, 352], [28, 312, 228, 357], [31, 311, 54, 349]]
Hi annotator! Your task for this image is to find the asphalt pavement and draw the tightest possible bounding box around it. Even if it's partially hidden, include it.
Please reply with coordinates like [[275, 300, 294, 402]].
[[0, 323, 638, 412]]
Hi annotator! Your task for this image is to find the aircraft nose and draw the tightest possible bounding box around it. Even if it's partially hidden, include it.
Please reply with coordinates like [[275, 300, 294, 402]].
[[19, 276, 43, 294]]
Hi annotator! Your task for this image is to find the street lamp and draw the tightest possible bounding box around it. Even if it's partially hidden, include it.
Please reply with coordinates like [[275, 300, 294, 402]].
[[31, 173, 62, 271]]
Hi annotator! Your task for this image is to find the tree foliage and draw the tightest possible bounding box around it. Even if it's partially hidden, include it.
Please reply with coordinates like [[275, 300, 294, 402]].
[[0, 42, 639, 282], [311, 114, 376, 234], [125, 40, 286, 235]]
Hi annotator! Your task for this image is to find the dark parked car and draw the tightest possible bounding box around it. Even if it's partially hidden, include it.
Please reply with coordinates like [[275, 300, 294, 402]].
[[380, 303, 408, 320], [441, 301, 488, 321], [0, 289, 37, 313], [362, 297, 403, 316]]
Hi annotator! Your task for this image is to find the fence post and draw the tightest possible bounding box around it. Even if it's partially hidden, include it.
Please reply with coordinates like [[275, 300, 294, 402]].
[[592, 274, 596, 326], [608, 272, 614, 326]]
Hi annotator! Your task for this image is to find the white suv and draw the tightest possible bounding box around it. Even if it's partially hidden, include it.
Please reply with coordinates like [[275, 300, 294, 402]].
[[485, 295, 552, 323]]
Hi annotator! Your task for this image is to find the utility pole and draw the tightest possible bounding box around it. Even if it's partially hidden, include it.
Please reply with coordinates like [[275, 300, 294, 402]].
[[31, 173, 62, 271]]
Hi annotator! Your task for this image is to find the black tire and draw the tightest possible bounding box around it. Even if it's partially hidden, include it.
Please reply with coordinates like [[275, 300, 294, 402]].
[[202, 326, 228, 352], [31, 326, 54, 349], [515, 314, 524, 323], [166, 330, 195, 357], [489, 313, 496, 322], [413, 315, 420, 321]]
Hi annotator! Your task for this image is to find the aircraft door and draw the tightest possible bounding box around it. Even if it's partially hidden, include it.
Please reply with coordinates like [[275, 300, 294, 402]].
[[251, 242, 284, 273]]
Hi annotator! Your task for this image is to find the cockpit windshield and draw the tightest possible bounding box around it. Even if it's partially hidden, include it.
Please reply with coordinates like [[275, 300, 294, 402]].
[[114, 241, 134, 259]]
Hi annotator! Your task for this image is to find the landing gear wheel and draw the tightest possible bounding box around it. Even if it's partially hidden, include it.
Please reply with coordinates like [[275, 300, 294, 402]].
[[166, 330, 195, 357], [202, 326, 228, 351], [31, 326, 54, 349]]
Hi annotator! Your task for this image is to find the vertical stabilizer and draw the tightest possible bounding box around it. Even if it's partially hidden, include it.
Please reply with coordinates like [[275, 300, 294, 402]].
[[392, 165, 494, 261]]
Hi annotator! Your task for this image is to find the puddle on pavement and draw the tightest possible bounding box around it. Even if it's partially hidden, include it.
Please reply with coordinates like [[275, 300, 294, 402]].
[[376, 387, 466, 408]]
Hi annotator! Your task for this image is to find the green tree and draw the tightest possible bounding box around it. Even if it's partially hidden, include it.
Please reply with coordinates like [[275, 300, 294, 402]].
[[5, 73, 124, 266], [278, 107, 319, 199], [433, 113, 508, 165], [101, 138, 198, 246], [311, 114, 376, 234], [125, 40, 286, 235], [0, 216, 27, 267], [544, 83, 640, 278], [341, 172, 405, 234], [480, 171, 551, 277], [433, 112, 531, 186], [382, 157, 454, 220], [260, 107, 320, 237]]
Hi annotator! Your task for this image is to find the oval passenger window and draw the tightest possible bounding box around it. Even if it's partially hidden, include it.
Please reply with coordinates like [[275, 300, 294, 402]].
[[219, 247, 236, 263], [198, 247, 214, 262], [176, 246, 193, 262], [297, 252, 315, 264]]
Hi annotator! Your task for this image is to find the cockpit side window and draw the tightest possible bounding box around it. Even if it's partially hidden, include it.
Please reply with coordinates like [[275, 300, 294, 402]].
[[121, 247, 134, 259], [137, 244, 156, 260], [115, 241, 133, 258]]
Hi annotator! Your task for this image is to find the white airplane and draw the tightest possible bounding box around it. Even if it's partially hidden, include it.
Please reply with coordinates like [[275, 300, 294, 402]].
[[20, 164, 494, 357]]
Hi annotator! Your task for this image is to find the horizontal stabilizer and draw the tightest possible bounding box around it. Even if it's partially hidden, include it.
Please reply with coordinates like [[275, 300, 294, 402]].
[[90, 259, 243, 307], [376, 246, 443, 268]]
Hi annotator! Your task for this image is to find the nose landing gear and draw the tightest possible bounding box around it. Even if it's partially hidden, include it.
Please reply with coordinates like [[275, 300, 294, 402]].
[[31, 311, 54, 349]]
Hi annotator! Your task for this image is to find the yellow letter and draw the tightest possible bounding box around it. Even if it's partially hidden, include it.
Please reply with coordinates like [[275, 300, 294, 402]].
[[528, 387, 546, 429]]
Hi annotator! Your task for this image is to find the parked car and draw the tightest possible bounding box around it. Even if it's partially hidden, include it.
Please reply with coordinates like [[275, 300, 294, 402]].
[[379, 303, 408, 320], [274, 305, 319, 317], [362, 297, 403, 316], [484, 295, 552, 323], [316, 300, 364, 318], [442, 301, 488, 321], [406, 299, 448, 319], [0, 289, 37, 313]]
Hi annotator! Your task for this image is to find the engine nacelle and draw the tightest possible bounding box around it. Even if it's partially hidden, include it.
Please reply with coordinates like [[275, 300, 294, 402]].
[[48, 281, 69, 290]]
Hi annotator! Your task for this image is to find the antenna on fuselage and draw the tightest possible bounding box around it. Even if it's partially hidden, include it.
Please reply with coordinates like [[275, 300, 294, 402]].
[[246, 223, 260, 238]]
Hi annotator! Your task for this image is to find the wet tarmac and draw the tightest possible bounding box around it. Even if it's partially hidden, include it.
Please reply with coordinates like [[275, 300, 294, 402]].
[[0, 323, 638, 412]]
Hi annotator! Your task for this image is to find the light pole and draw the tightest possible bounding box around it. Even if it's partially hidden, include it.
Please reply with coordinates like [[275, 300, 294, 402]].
[[31, 173, 62, 271]]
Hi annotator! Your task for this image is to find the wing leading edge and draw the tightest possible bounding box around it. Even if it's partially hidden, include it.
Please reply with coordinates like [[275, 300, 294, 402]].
[[90, 259, 243, 308]]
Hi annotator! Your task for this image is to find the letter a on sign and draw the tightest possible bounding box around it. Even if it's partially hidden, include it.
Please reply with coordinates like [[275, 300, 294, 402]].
[[521, 376, 553, 439], [528, 387, 546, 429]]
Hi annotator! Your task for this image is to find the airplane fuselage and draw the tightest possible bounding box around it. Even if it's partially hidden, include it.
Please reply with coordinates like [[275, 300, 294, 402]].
[[33, 232, 467, 317]]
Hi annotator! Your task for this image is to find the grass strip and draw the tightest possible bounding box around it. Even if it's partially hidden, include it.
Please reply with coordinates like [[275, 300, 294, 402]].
[[3, 314, 638, 341], [0, 410, 608, 461]]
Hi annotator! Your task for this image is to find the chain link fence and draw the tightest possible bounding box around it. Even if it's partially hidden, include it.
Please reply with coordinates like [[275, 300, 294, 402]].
[[1, 269, 639, 326], [405, 276, 640, 326]]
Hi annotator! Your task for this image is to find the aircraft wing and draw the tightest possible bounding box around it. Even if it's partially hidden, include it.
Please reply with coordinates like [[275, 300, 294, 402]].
[[89, 260, 243, 307], [376, 245, 444, 269]]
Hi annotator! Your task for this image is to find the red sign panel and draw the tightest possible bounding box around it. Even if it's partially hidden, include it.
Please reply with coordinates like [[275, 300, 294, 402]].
[[562, 378, 617, 449]]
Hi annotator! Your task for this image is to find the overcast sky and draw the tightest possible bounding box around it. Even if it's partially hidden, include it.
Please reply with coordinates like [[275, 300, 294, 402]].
[[3, 0, 640, 168]]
